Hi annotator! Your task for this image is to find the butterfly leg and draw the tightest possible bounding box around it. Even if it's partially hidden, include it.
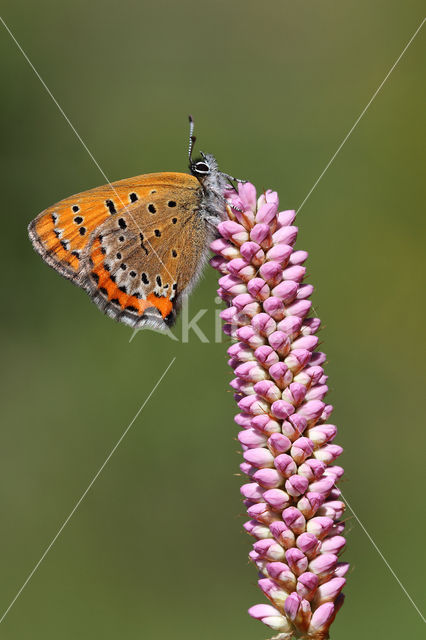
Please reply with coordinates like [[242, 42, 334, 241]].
[[212, 188, 245, 213], [222, 172, 247, 184]]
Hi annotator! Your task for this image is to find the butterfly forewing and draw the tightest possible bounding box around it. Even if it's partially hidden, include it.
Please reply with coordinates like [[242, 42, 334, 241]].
[[28, 172, 199, 278], [29, 172, 209, 329]]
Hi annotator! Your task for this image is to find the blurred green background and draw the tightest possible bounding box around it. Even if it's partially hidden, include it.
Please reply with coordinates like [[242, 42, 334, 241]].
[[1, 1, 425, 638]]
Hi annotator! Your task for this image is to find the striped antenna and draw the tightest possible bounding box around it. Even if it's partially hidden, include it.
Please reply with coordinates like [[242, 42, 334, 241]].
[[188, 115, 196, 163]]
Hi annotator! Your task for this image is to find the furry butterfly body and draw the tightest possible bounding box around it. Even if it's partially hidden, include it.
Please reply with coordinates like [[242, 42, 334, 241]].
[[28, 153, 230, 330]]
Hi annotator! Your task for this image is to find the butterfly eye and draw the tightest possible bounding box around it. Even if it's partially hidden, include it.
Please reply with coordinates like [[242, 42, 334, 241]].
[[192, 161, 210, 175]]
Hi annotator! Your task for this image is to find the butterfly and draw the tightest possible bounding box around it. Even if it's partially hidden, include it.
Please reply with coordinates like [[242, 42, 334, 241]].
[[28, 118, 241, 330]]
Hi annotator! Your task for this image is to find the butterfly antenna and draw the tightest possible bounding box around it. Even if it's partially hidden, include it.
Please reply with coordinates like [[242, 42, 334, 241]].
[[188, 115, 196, 163]]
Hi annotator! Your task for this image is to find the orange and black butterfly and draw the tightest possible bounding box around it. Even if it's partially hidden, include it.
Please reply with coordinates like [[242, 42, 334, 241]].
[[28, 119, 240, 330]]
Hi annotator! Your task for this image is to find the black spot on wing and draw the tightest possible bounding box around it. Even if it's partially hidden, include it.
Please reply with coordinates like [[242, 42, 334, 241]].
[[106, 200, 117, 214], [139, 233, 148, 255]]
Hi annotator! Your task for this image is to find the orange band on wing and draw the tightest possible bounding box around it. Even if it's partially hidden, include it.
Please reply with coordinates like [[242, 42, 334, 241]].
[[147, 293, 173, 319], [90, 238, 173, 319]]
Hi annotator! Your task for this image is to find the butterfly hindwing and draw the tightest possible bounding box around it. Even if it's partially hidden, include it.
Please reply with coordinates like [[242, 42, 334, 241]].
[[81, 191, 209, 329]]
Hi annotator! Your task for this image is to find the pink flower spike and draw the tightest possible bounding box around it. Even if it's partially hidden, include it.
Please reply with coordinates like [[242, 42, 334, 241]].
[[274, 454, 297, 478], [244, 447, 275, 468], [306, 516, 334, 539], [256, 202, 278, 225], [247, 502, 276, 525], [263, 296, 287, 321], [283, 265, 306, 282], [277, 210, 296, 227], [266, 243, 293, 265], [284, 591, 302, 621], [259, 261, 283, 286], [290, 249, 309, 265], [248, 603, 280, 619], [238, 182, 258, 212], [285, 548, 309, 575], [271, 280, 298, 302], [258, 577, 288, 608], [297, 572, 319, 601], [257, 189, 279, 208], [321, 535, 346, 555], [253, 468, 284, 489], [296, 532, 321, 558], [238, 428, 267, 449], [308, 602, 336, 636], [240, 241, 265, 265], [250, 223, 273, 249], [335, 562, 350, 578], [270, 521, 296, 548], [210, 182, 347, 638], [254, 539, 286, 562], [272, 225, 298, 246], [313, 577, 346, 605], [282, 507, 306, 534], [247, 277, 270, 301], [285, 474, 309, 497], [268, 433, 292, 455], [248, 604, 292, 634], [309, 553, 338, 578], [267, 562, 297, 591], [264, 488, 291, 511], [240, 482, 264, 501]]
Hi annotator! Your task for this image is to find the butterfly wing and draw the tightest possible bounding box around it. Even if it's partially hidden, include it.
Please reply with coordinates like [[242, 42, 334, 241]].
[[81, 190, 209, 329], [28, 172, 200, 281], [29, 172, 209, 329]]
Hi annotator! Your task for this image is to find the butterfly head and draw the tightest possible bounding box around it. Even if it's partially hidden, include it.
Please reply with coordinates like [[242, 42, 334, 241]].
[[189, 150, 224, 185], [190, 154, 213, 178]]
